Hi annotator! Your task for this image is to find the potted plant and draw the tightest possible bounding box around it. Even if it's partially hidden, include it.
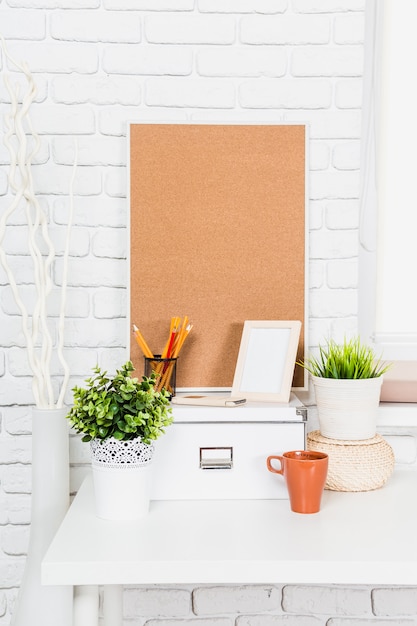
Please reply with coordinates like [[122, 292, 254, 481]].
[[298, 337, 391, 440], [66, 360, 173, 519]]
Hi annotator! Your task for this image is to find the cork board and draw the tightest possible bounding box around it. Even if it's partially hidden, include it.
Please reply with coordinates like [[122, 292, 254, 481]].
[[129, 123, 307, 390]]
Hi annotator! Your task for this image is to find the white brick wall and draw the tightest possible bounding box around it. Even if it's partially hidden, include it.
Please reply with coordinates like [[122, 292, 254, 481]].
[[1, 1, 417, 625]]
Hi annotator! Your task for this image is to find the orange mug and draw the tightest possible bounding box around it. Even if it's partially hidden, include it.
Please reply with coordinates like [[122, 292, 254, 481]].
[[266, 450, 328, 514]]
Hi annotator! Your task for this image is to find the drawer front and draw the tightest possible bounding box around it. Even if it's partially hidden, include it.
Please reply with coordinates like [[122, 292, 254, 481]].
[[151, 422, 305, 500]]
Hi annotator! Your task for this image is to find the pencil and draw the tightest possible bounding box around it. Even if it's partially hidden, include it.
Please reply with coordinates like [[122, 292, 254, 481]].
[[132, 324, 154, 358]]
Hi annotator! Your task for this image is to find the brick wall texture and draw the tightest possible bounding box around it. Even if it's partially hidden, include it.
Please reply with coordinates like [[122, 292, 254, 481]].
[[1, 0, 417, 624]]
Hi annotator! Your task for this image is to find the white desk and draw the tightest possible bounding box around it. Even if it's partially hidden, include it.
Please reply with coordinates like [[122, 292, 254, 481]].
[[42, 471, 417, 625]]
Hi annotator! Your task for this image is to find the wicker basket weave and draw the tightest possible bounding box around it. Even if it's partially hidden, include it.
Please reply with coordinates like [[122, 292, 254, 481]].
[[307, 430, 395, 492]]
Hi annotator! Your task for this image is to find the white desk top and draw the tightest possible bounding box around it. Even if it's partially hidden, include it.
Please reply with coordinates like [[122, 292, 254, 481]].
[[42, 471, 417, 587]]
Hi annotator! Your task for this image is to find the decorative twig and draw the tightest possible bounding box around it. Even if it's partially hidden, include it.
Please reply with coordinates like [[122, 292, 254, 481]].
[[56, 142, 77, 408], [0, 38, 74, 408]]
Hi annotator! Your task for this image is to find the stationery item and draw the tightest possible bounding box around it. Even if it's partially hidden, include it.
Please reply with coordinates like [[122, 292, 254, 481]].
[[266, 450, 328, 514], [132, 325, 153, 358], [134, 317, 192, 396], [161, 316, 180, 358], [171, 395, 246, 407], [171, 316, 192, 359], [144, 355, 177, 398], [133, 316, 192, 362]]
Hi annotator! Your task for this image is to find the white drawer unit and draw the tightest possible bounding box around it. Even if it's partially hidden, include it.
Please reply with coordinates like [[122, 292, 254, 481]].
[[151, 394, 307, 500]]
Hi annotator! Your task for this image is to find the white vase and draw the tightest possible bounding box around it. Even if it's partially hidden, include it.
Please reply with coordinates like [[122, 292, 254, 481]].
[[11, 407, 72, 626], [312, 376, 383, 441], [90, 437, 155, 520]]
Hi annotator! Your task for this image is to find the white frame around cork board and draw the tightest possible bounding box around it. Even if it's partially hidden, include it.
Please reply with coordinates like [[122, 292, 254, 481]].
[[128, 121, 309, 392]]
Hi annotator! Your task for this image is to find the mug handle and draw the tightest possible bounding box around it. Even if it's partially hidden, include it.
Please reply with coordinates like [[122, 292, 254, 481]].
[[266, 455, 284, 475]]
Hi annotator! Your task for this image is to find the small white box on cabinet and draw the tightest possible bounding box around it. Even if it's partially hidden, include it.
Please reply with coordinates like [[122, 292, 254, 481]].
[[151, 394, 307, 500]]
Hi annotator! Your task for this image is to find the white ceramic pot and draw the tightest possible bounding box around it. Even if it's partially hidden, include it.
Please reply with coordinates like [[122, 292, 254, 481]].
[[312, 376, 383, 441], [90, 437, 155, 520]]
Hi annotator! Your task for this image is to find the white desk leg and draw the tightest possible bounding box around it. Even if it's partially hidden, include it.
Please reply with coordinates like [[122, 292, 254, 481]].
[[73, 585, 99, 626], [103, 585, 123, 626]]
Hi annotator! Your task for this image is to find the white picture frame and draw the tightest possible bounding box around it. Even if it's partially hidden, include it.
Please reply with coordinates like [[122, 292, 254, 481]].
[[231, 320, 302, 403]]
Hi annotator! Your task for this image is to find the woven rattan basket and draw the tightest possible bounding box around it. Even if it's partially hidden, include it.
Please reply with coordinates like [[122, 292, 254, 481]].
[[307, 430, 395, 492]]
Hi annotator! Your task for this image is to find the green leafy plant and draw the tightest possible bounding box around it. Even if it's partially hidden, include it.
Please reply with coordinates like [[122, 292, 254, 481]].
[[297, 337, 391, 380], [66, 361, 173, 444]]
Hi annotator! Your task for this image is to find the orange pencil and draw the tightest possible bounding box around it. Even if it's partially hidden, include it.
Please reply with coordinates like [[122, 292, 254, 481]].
[[172, 323, 192, 358], [132, 324, 153, 358], [161, 316, 180, 358]]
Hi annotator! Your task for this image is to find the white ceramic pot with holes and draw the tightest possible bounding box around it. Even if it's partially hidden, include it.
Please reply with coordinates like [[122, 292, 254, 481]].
[[90, 437, 155, 520]]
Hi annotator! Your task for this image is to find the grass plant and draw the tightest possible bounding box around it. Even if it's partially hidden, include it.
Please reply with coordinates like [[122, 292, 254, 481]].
[[298, 337, 391, 380]]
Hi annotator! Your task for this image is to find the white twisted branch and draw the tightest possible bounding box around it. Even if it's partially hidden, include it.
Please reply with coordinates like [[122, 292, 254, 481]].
[[0, 38, 74, 408], [56, 143, 77, 408]]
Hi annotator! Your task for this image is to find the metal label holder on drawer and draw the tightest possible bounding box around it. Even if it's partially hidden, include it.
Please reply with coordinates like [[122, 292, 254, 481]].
[[151, 393, 307, 500]]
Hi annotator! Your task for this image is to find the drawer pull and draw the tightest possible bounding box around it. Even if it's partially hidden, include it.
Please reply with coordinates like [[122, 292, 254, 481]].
[[200, 447, 233, 470]]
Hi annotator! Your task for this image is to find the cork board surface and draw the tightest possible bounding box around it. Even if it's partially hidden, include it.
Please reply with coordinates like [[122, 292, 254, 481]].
[[129, 123, 306, 389]]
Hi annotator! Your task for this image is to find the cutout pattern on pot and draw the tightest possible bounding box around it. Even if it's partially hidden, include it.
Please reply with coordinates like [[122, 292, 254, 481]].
[[90, 437, 155, 468]]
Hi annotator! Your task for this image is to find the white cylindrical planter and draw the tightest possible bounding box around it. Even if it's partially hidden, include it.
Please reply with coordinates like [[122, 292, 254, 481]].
[[312, 376, 383, 441], [11, 407, 72, 626], [90, 437, 155, 520]]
